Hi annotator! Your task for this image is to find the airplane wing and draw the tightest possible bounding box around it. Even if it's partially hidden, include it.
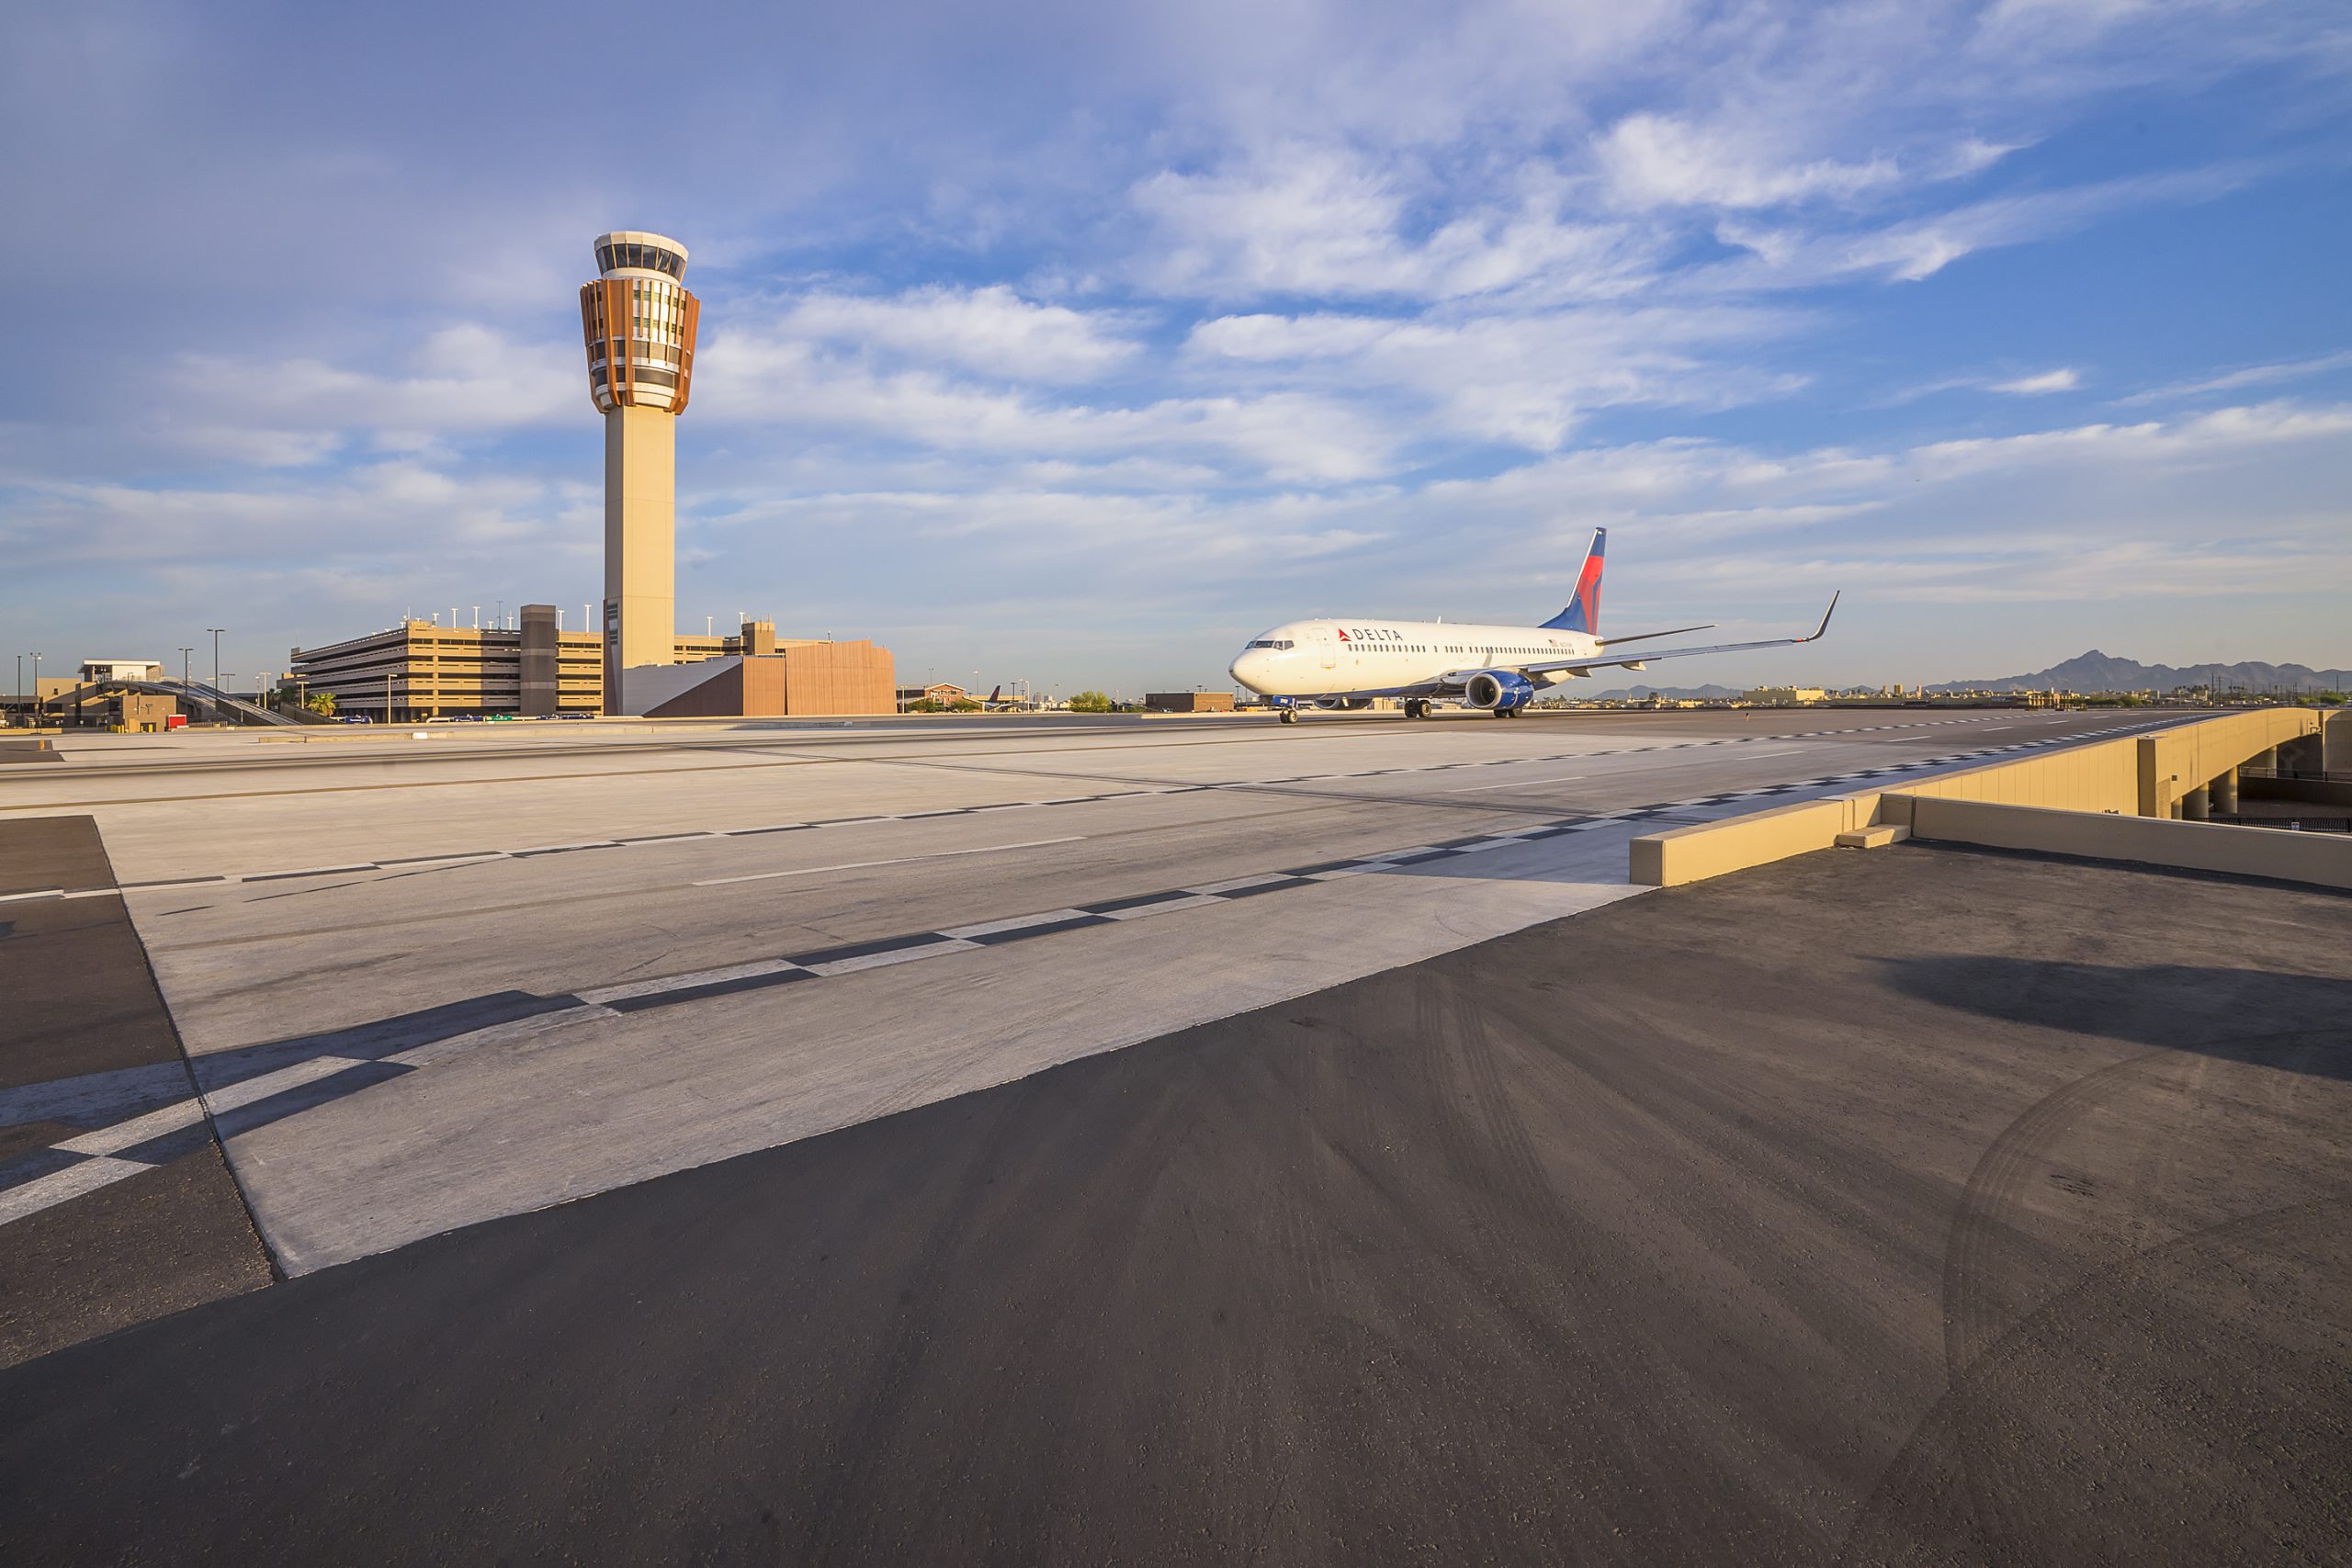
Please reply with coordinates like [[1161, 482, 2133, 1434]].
[[1438, 594, 1838, 684], [1594, 623, 1713, 647]]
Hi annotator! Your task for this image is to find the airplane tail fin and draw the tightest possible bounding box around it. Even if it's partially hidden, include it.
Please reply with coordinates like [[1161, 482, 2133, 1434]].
[[988, 684, 1002, 704], [1540, 527, 1606, 634]]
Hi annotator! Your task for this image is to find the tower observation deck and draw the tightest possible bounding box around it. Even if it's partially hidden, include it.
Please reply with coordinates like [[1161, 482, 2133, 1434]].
[[580, 231, 701, 708]]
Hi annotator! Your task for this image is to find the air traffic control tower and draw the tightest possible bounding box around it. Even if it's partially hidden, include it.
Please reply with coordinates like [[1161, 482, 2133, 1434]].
[[581, 231, 700, 711]]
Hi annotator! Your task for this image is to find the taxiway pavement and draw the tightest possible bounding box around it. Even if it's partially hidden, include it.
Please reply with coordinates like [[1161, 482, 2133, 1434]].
[[2, 840, 2342, 1564], [1, 709, 2185, 1275]]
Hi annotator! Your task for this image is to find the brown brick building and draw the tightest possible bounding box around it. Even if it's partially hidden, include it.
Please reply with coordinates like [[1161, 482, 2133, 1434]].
[[292, 611, 894, 720]]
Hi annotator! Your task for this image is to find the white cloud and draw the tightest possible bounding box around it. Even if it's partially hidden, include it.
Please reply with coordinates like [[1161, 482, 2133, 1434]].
[[2113, 349, 2352, 405], [1185, 303, 1808, 449], [164, 326, 582, 451], [1595, 113, 1902, 210], [694, 326, 1405, 484], [1130, 147, 1658, 303], [772, 285, 1142, 382], [1991, 367, 2080, 394]]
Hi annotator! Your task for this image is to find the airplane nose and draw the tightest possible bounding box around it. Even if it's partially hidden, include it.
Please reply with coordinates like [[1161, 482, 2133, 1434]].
[[1230, 649, 1266, 689]]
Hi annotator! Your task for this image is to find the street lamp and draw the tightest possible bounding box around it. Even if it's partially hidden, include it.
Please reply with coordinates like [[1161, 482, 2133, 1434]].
[[207, 628, 224, 690], [31, 652, 40, 721], [178, 647, 194, 689]]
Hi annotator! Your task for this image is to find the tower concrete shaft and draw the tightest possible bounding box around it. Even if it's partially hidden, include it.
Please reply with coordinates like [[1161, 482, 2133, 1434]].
[[580, 231, 699, 711]]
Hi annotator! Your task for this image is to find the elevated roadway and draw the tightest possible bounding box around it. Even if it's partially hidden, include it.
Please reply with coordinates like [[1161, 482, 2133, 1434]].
[[3, 836, 2343, 1563], [1, 707, 2189, 1273]]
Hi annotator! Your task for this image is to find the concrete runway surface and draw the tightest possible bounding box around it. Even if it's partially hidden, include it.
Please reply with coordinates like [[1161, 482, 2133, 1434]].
[[0, 708, 2182, 1274], [0, 840, 2344, 1565]]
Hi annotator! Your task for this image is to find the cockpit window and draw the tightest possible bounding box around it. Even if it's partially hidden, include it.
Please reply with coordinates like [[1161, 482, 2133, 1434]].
[[1247, 639, 1295, 649]]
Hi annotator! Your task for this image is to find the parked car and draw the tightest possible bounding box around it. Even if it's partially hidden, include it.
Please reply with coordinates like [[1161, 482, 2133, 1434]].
[[337, 715, 374, 725]]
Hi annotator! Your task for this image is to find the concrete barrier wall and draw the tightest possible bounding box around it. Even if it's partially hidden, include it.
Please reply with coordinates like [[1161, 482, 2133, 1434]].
[[1628, 797, 1870, 888], [1906, 796, 2352, 891], [1871, 732, 2142, 822], [1631, 708, 2329, 889], [2135, 708, 2320, 817]]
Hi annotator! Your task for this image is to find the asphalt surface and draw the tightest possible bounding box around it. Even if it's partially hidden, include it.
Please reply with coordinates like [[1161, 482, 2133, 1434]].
[[0, 819, 271, 1367], [0, 706, 2188, 1275], [2, 841, 2344, 1565]]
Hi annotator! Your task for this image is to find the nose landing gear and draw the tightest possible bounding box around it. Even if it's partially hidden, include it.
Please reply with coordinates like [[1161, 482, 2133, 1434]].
[[1279, 706, 1300, 724]]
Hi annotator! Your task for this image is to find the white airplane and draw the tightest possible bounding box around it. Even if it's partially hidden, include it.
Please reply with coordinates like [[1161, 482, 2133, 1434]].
[[1227, 528, 1838, 722]]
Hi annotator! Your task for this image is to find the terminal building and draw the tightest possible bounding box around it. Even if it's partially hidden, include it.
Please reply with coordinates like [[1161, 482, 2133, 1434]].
[[290, 229, 895, 719], [291, 614, 891, 721]]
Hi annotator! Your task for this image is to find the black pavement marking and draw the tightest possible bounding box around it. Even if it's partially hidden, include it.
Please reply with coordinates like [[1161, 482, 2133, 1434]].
[[242, 864, 377, 882], [787, 932, 962, 968], [373, 851, 504, 865], [210, 1061, 416, 1140], [606, 969, 814, 1013], [0, 1145, 91, 1195], [1211, 875, 1321, 898], [959, 915, 1114, 945]]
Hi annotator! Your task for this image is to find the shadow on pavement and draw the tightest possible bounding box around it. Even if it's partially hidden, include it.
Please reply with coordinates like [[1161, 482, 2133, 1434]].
[[1878, 954, 2352, 1077]]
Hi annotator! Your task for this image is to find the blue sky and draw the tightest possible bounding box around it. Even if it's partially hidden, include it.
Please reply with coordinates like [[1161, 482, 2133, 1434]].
[[4, 0, 2347, 694]]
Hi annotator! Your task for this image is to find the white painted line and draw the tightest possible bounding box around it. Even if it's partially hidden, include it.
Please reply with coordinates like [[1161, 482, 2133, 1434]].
[[55, 1098, 207, 1156], [802, 939, 981, 976], [235, 863, 378, 882], [0, 889, 64, 905], [1441, 773, 1587, 794], [201, 1055, 370, 1115], [388, 1003, 618, 1066], [1099, 894, 1225, 920], [1184, 873, 1295, 895], [940, 908, 1098, 939], [580, 964, 797, 1006], [691, 836, 1085, 887], [0, 1157, 153, 1226]]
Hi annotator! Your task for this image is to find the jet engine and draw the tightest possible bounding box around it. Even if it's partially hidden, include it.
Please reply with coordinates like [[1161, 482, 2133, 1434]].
[[1463, 671, 1536, 712]]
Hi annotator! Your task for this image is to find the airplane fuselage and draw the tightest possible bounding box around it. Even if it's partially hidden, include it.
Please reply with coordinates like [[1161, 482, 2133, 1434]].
[[1229, 619, 1601, 701], [1225, 527, 1834, 719]]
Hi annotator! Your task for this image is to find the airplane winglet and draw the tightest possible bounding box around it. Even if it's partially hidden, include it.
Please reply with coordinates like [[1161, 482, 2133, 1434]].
[[1804, 592, 1840, 642]]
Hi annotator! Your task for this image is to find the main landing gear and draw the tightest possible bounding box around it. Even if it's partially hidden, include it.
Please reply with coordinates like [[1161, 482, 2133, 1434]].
[[1404, 698, 1431, 720]]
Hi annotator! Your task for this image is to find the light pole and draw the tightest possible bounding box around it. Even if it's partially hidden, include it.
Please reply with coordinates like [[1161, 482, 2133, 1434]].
[[207, 628, 224, 690], [31, 652, 40, 721], [178, 648, 193, 688]]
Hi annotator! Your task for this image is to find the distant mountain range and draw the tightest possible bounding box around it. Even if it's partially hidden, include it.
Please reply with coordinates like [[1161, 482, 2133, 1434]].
[[1928, 651, 2352, 694], [1577, 651, 2348, 703]]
